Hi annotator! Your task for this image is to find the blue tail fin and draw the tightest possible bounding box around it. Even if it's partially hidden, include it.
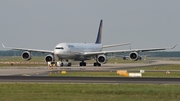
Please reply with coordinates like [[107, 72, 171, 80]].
[[95, 20, 103, 44]]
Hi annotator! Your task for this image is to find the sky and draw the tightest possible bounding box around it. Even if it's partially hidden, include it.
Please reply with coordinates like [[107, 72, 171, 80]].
[[0, 0, 180, 51]]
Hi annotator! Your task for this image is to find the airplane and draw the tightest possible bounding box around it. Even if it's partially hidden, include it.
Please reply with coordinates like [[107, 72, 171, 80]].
[[2, 20, 177, 67]]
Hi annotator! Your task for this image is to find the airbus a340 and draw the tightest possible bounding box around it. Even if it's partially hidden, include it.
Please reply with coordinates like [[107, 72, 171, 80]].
[[2, 20, 176, 66]]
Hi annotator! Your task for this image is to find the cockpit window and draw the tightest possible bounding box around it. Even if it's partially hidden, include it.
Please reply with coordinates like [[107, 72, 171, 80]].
[[55, 47, 64, 49]]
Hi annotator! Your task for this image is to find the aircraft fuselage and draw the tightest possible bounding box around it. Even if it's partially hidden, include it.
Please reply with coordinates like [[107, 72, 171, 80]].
[[54, 43, 102, 60]]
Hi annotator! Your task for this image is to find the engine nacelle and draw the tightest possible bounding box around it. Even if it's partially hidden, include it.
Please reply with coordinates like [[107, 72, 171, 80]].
[[129, 52, 139, 61], [97, 54, 108, 64], [45, 54, 55, 62], [21, 51, 32, 61]]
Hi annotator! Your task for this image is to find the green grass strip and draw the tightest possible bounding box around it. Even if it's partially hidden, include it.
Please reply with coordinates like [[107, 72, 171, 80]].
[[0, 83, 179, 101]]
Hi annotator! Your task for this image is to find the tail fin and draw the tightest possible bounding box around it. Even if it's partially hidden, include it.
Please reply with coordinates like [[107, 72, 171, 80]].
[[95, 20, 103, 44]]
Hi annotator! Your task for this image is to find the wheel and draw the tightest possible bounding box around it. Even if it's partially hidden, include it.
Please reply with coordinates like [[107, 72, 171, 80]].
[[68, 62, 71, 66], [79, 62, 82, 66], [98, 63, 101, 66], [94, 62, 97, 66], [83, 62, 86, 66], [60, 63, 64, 67]]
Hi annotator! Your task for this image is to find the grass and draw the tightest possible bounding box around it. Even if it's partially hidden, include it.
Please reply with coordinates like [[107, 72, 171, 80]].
[[142, 72, 180, 77], [134, 64, 180, 70], [49, 71, 180, 78], [0, 57, 180, 101], [49, 72, 118, 77], [49, 64, 180, 77], [0, 83, 180, 101], [0, 56, 47, 67]]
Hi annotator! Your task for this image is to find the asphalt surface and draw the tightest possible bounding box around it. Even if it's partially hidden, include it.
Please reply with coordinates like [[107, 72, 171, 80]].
[[0, 76, 180, 84]]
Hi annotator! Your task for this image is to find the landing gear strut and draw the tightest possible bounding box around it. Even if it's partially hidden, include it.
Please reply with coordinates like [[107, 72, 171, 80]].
[[79, 61, 86, 66]]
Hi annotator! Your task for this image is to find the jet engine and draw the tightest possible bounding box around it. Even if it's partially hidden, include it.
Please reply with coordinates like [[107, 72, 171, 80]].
[[97, 54, 108, 64], [129, 52, 139, 61], [129, 52, 142, 61], [45, 54, 55, 62], [21, 51, 32, 60]]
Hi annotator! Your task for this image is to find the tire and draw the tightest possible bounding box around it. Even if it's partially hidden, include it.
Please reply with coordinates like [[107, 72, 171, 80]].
[[98, 63, 101, 66], [83, 62, 86, 66], [79, 62, 82, 66], [60, 63, 63, 67], [68, 62, 71, 66], [94, 62, 97, 66]]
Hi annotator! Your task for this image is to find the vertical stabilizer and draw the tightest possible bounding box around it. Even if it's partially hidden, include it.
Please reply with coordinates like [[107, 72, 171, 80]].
[[95, 20, 103, 44]]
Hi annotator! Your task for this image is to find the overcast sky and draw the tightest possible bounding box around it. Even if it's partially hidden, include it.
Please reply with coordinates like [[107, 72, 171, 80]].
[[0, 0, 179, 51]]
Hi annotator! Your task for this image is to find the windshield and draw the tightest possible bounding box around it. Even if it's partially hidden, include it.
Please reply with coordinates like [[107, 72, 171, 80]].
[[55, 47, 64, 49]]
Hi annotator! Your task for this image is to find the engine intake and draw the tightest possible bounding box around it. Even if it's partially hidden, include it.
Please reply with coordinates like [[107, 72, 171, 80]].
[[21, 51, 32, 60], [97, 54, 108, 64], [45, 54, 55, 62], [129, 52, 139, 61]]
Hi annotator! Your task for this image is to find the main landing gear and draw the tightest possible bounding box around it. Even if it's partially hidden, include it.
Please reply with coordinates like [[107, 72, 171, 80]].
[[48, 60, 101, 67], [56, 60, 71, 67], [93, 57, 101, 66], [79, 61, 86, 66], [59, 62, 71, 67], [93, 62, 101, 66], [79, 61, 101, 66]]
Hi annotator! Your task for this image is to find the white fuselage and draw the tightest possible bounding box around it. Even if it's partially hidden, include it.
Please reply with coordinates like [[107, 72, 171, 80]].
[[54, 43, 102, 60]]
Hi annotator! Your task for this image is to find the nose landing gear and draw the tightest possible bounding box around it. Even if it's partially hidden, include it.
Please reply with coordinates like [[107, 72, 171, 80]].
[[48, 59, 72, 67]]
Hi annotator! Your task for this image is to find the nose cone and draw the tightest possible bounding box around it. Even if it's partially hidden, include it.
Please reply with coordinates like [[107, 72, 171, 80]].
[[54, 49, 60, 55]]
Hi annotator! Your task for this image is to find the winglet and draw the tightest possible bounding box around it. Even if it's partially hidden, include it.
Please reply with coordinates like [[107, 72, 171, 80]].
[[171, 44, 177, 49], [2, 44, 6, 48], [95, 20, 103, 44], [2, 44, 10, 49]]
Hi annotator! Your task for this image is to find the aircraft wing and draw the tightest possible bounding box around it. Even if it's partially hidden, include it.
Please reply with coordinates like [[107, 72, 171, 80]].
[[84, 44, 177, 55], [102, 43, 131, 48], [2, 44, 53, 53]]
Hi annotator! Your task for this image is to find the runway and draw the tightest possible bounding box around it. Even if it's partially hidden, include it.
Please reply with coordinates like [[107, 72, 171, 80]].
[[0, 60, 180, 84], [0, 76, 180, 84], [1, 60, 180, 76]]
